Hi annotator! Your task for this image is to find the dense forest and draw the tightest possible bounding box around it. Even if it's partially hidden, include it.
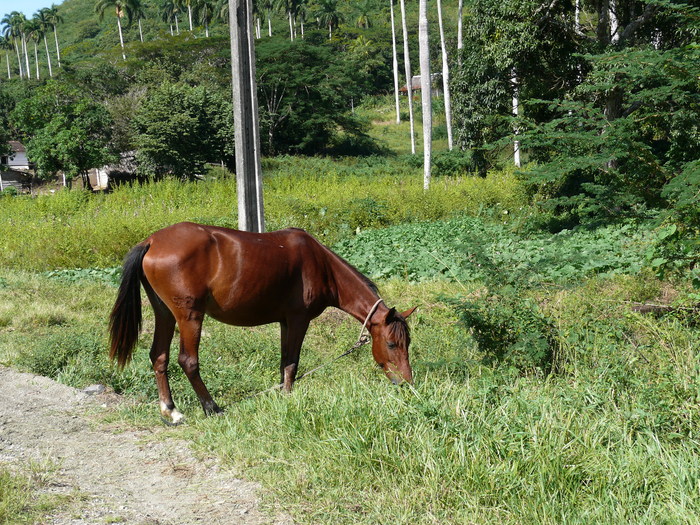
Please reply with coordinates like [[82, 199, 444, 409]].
[[0, 0, 699, 273]]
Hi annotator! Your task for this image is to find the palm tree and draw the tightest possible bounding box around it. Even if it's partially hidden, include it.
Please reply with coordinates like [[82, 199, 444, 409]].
[[418, 0, 431, 189], [258, 0, 273, 36], [295, 0, 307, 38], [313, 0, 343, 40], [25, 18, 43, 80], [216, 0, 229, 24], [17, 13, 31, 79], [179, 0, 195, 31], [436, 0, 452, 150], [399, 0, 415, 154], [274, 0, 295, 41], [161, 0, 181, 34], [389, 0, 400, 123], [132, 0, 146, 42], [194, 0, 215, 37], [95, 0, 137, 60], [46, 5, 63, 68], [355, 0, 372, 29], [457, 0, 463, 65], [35, 9, 54, 77], [1, 12, 23, 78], [0, 36, 12, 79]]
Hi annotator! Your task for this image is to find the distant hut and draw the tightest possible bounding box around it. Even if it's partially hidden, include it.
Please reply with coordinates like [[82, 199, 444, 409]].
[[0, 142, 33, 192]]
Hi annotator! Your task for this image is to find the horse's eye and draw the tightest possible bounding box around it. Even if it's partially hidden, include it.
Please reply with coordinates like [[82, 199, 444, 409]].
[[387, 342, 397, 351]]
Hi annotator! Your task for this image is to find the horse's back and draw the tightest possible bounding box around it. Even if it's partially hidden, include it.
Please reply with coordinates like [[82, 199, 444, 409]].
[[141, 222, 332, 325]]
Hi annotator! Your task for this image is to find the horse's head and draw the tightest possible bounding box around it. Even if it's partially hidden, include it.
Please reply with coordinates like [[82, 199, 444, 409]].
[[369, 306, 417, 385]]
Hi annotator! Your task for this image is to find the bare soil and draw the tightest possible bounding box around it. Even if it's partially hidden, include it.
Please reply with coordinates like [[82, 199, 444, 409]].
[[0, 366, 291, 525]]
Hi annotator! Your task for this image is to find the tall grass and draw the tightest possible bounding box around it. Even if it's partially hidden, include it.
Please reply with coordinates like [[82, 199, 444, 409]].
[[1, 267, 698, 524], [1, 154, 697, 524], [0, 158, 527, 270]]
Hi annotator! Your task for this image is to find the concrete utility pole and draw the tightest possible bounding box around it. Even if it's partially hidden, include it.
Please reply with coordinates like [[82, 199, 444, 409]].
[[229, 0, 265, 232], [418, 0, 431, 190]]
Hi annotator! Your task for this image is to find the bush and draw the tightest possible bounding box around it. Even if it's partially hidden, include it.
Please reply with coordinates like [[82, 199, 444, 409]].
[[431, 149, 478, 176], [449, 292, 558, 373]]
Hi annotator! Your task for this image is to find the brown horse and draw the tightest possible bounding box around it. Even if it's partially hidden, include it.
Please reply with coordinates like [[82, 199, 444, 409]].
[[109, 222, 416, 424]]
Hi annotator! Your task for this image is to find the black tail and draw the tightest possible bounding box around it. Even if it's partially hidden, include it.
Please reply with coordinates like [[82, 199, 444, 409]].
[[109, 243, 150, 368]]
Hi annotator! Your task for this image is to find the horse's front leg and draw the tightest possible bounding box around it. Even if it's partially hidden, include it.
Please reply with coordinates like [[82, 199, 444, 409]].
[[177, 313, 222, 416], [280, 318, 310, 393]]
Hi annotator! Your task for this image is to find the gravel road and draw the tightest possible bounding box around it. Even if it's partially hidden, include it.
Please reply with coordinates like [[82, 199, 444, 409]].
[[0, 366, 290, 525]]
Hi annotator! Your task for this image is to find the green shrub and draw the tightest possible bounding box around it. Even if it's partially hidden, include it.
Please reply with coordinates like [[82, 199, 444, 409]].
[[450, 292, 558, 373], [16, 330, 102, 380]]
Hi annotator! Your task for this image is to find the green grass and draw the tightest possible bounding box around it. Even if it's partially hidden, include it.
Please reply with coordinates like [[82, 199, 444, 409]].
[[0, 459, 67, 524], [1, 266, 698, 524], [1, 157, 698, 524], [0, 160, 527, 271]]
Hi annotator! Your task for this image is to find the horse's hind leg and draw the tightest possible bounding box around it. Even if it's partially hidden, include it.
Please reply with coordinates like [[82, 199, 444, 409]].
[[149, 307, 183, 425], [176, 314, 222, 416]]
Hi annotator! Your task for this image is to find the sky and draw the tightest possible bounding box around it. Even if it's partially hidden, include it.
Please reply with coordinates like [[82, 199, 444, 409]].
[[0, 0, 56, 18]]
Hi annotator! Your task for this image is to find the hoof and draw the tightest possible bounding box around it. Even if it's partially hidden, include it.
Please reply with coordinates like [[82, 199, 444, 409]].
[[161, 415, 184, 426], [203, 402, 224, 416], [160, 404, 185, 426]]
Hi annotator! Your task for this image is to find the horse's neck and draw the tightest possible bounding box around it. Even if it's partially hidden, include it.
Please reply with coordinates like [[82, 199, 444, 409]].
[[327, 254, 382, 324]]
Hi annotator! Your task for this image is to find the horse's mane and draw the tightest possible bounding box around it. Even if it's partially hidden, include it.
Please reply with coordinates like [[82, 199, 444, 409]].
[[319, 241, 379, 296], [388, 312, 411, 347]]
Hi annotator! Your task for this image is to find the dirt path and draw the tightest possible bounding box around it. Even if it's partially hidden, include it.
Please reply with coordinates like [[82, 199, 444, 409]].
[[0, 367, 290, 525]]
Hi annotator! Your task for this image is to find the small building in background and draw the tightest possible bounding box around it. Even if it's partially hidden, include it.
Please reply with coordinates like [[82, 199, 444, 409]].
[[0, 141, 33, 193], [399, 74, 443, 96]]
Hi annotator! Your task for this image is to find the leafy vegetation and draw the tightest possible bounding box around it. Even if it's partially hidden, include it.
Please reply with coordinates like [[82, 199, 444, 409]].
[[335, 217, 648, 283]]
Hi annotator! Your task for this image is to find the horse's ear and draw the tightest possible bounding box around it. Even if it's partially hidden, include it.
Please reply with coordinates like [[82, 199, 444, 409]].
[[385, 307, 397, 323], [400, 306, 418, 319]]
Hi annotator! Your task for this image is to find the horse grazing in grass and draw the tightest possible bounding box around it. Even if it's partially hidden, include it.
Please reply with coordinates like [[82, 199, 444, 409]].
[[109, 222, 416, 424]]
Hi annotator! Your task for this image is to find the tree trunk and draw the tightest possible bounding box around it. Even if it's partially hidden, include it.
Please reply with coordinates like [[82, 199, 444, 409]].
[[5, 52, 10, 79], [418, 0, 431, 189], [268, 14, 272, 36], [229, 0, 265, 232], [22, 34, 30, 79], [610, 0, 619, 43], [390, 0, 400, 124], [188, 5, 193, 31], [139, 18, 144, 42], [436, 0, 452, 150], [34, 42, 39, 80], [399, 0, 416, 155], [53, 25, 61, 68], [288, 11, 294, 41], [575, 0, 581, 32], [14, 38, 23, 78], [457, 0, 463, 65], [43, 35, 53, 77], [511, 68, 521, 167], [116, 14, 126, 60]]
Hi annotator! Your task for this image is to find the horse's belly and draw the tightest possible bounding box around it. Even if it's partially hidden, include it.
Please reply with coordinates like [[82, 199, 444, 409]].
[[205, 292, 288, 327]]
